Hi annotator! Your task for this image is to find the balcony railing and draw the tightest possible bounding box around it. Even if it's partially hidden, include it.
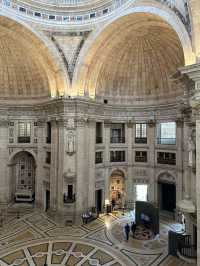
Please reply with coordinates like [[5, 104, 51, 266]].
[[157, 138, 176, 145], [110, 137, 125, 143], [135, 137, 147, 144], [135, 156, 147, 163], [64, 194, 76, 203], [95, 157, 103, 164], [18, 136, 30, 143], [96, 137, 102, 144], [157, 158, 176, 165], [178, 235, 197, 259]]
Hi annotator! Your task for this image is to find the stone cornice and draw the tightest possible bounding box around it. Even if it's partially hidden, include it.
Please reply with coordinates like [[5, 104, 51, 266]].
[[180, 63, 200, 82]]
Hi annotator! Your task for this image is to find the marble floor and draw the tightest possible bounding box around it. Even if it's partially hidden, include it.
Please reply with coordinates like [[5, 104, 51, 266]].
[[0, 207, 196, 266]]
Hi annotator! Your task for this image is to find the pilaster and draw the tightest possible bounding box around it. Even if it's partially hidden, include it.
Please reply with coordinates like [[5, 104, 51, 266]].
[[35, 120, 45, 209], [76, 118, 88, 216], [148, 120, 156, 203], [104, 120, 111, 201], [126, 122, 133, 203], [50, 120, 58, 211], [87, 119, 96, 208], [0, 119, 9, 206]]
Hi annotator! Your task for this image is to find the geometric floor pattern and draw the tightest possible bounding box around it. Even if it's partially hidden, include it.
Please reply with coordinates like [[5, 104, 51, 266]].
[[0, 240, 122, 266], [0, 208, 195, 266]]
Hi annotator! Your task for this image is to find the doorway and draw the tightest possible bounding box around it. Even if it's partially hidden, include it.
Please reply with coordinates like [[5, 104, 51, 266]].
[[110, 170, 125, 209], [160, 183, 176, 212], [45, 190, 50, 211], [11, 151, 36, 203], [135, 184, 148, 202], [95, 189, 102, 213]]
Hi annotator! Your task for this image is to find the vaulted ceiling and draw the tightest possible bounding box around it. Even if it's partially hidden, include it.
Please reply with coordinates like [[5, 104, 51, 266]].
[[0, 16, 69, 102], [0, 36, 49, 99], [77, 13, 185, 105]]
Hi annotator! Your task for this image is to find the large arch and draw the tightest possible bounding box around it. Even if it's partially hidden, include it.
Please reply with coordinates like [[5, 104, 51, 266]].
[[72, 4, 195, 104], [187, 0, 200, 60], [9, 151, 36, 203], [0, 14, 70, 102]]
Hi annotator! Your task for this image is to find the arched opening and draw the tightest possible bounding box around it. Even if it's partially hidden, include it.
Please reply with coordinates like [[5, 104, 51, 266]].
[[10, 151, 36, 203], [74, 12, 191, 106], [110, 170, 125, 210], [158, 173, 176, 214]]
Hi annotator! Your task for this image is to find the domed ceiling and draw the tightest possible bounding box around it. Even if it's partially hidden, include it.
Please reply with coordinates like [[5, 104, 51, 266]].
[[0, 36, 49, 100], [0, 16, 70, 102], [76, 13, 185, 105]]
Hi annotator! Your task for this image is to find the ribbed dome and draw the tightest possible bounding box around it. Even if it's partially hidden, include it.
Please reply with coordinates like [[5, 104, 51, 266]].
[[77, 13, 185, 105], [0, 36, 49, 100]]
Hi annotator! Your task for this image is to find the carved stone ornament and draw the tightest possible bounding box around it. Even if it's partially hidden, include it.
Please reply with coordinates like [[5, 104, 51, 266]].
[[158, 172, 176, 184], [66, 130, 76, 155], [188, 134, 195, 167], [67, 118, 75, 129]]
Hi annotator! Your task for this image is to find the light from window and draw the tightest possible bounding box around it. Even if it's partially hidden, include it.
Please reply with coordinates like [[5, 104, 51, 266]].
[[136, 124, 147, 138], [135, 184, 148, 201], [18, 122, 31, 137], [157, 122, 176, 144]]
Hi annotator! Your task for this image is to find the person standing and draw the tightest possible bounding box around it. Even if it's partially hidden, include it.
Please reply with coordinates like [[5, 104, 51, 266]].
[[131, 221, 136, 237], [124, 223, 130, 241]]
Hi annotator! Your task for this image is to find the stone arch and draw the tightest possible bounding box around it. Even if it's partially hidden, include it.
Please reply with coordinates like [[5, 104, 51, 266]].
[[9, 151, 37, 203], [9, 149, 37, 166], [157, 171, 176, 184], [0, 14, 70, 100], [109, 168, 126, 209], [72, 3, 195, 100]]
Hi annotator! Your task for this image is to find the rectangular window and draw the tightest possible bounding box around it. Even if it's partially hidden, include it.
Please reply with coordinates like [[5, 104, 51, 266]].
[[19, 7, 26, 12], [64, 185, 75, 203], [103, 8, 108, 14], [68, 185, 73, 200], [96, 122, 103, 143], [110, 150, 125, 162], [110, 124, 125, 143], [35, 12, 41, 17], [157, 122, 176, 144], [46, 152, 51, 164], [135, 124, 147, 143], [157, 152, 176, 165], [46, 122, 51, 144], [90, 13, 96, 18], [49, 15, 55, 20], [18, 122, 31, 143], [135, 151, 147, 163], [95, 152, 103, 164]]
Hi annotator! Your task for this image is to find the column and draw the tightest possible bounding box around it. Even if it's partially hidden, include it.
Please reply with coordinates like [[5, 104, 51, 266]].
[[57, 120, 65, 211], [50, 120, 58, 211], [176, 119, 184, 205], [76, 119, 88, 217], [196, 119, 200, 260], [189, 0, 200, 61], [180, 64, 200, 263], [35, 120, 45, 209], [0, 120, 9, 207], [126, 121, 133, 206], [148, 120, 156, 203], [87, 119, 96, 208], [104, 120, 111, 202]]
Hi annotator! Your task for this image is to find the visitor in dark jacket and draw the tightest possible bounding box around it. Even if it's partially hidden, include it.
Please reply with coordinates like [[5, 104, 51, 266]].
[[124, 223, 130, 241], [131, 221, 136, 237]]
